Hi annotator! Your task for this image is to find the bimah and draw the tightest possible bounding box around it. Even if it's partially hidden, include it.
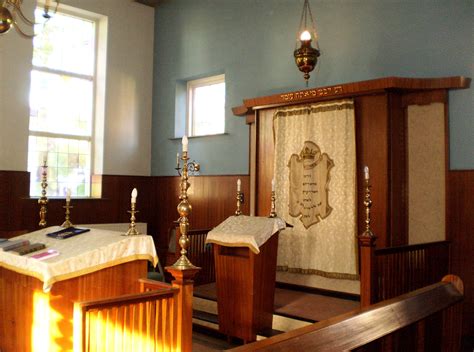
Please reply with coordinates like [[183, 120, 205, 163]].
[[206, 215, 286, 343]]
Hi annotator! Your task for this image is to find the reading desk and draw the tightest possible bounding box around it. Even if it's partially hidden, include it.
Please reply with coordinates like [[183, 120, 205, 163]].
[[0, 226, 158, 351]]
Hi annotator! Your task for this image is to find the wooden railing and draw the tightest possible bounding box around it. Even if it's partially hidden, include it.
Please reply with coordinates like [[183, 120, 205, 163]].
[[359, 232, 451, 306], [167, 226, 215, 286], [374, 240, 450, 302], [74, 268, 199, 352], [229, 275, 464, 352]]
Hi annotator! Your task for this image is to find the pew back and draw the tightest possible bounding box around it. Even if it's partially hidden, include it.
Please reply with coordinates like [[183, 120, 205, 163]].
[[229, 275, 463, 352]]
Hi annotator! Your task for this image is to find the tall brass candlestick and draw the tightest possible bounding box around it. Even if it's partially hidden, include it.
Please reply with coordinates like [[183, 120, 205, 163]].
[[38, 161, 48, 228], [269, 191, 277, 218], [172, 150, 198, 269], [61, 200, 73, 228], [125, 202, 140, 236], [363, 177, 374, 237]]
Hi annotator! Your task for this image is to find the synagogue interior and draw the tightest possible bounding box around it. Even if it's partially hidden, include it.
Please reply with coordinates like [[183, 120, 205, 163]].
[[0, 0, 473, 351]]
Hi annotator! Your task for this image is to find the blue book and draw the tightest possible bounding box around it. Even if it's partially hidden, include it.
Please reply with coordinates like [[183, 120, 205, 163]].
[[47, 227, 90, 240]]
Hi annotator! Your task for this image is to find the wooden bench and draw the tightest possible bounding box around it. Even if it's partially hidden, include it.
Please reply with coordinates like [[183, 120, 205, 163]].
[[229, 275, 463, 351]]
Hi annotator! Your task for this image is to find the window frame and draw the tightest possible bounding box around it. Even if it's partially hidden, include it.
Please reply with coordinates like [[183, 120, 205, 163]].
[[186, 74, 225, 137], [28, 6, 100, 198]]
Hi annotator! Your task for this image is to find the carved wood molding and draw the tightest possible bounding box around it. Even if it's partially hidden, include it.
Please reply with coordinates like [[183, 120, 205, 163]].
[[232, 76, 471, 120]]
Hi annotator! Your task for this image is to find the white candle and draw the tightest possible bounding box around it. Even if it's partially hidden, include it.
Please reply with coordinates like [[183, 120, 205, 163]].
[[131, 188, 138, 204], [182, 135, 188, 152], [271, 178, 275, 192], [66, 188, 71, 203], [237, 179, 241, 192], [364, 166, 370, 180], [176, 153, 180, 167]]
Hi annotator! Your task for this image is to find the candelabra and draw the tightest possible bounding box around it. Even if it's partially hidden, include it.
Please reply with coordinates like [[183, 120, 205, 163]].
[[269, 190, 277, 218], [175, 156, 200, 177], [38, 161, 48, 228], [124, 201, 140, 236], [172, 150, 198, 269], [235, 191, 244, 216], [61, 200, 73, 228]]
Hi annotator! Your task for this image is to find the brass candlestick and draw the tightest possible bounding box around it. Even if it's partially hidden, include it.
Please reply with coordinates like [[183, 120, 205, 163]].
[[124, 202, 140, 236], [61, 200, 73, 228], [362, 177, 374, 237], [176, 157, 200, 176], [172, 151, 198, 269], [269, 190, 277, 218], [38, 161, 48, 228], [235, 191, 243, 216]]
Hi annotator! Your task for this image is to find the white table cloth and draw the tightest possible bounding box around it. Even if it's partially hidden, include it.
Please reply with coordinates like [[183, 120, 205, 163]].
[[0, 226, 158, 292], [205, 215, 286, 254]]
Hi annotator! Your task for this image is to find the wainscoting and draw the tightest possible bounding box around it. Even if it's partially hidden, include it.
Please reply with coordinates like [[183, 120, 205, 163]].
[[0, 172, 250, 262], [448, 170, 474, 336], [0, 169, 472, 335]]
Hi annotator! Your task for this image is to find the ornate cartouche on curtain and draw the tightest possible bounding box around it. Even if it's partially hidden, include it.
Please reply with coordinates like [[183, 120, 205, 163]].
[[288, 141, 334, 228]]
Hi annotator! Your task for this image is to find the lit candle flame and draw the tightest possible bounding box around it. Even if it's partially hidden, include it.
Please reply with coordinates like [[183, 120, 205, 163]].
[[300, 30, 311, 41]]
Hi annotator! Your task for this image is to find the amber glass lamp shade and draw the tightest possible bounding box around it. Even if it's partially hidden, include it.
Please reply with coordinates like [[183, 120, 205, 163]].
[[294, 37, 320, 82], [0, 7, 13, 35]]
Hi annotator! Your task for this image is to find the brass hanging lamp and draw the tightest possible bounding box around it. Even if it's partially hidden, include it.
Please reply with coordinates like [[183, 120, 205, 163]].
[[0, 0, 59, 38], [293, 0, 320, 86]]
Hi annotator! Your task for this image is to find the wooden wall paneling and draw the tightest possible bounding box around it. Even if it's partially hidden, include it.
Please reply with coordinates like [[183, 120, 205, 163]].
[[152, 175, 250, 262], [354, 94, 390, 247], [448, 170, 474, 336], [0, 171, 29, 233], [256, 109, 276, 217], [388, 92, 408, 246]]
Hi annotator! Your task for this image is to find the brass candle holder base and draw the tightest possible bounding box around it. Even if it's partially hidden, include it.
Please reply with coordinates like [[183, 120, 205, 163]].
[[61, 203, 73, 228], [124, 206, 140, 236]]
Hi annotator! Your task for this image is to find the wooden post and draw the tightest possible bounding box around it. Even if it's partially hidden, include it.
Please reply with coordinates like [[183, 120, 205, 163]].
[[166, 266, 200, 352], [441, 275, 464, 352], [358, 232, 376, 307]]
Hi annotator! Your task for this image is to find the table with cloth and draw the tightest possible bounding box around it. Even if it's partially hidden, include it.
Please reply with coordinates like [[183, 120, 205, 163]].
[[0, 226, 158, 351], [206, 215, 285, 343]]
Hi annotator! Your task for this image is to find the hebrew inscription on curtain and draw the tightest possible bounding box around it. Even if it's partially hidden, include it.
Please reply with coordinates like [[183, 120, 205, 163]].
[[273, 99, 358, 279]]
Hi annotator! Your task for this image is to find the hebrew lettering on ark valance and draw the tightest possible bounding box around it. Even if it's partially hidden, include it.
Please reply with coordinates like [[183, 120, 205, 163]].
[[288, 141, 334, 229]]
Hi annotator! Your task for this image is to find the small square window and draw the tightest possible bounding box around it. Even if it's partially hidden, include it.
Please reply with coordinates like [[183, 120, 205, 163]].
[[187, 74, 225, 137]]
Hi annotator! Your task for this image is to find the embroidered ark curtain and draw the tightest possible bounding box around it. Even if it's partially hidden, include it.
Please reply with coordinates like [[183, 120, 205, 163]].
[[273, 99, 358, 279]]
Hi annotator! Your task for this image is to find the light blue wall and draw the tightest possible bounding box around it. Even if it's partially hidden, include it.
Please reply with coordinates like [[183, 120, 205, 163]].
[[151, 0, 473, 176]]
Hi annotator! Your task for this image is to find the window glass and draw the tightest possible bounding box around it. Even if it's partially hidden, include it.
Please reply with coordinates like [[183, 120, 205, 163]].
[[28, 8, 96, 198], [187, 75, 225, 137], [32, 9, 95, 76]]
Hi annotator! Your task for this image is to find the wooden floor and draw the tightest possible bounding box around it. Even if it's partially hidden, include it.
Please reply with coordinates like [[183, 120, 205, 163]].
[[192, 281, 361, 350], [194, 282, 360, 323], [192, 330, 240, 351]]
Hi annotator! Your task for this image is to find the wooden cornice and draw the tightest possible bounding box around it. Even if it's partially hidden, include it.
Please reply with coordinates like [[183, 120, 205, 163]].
[[232, 76, 471, 117]]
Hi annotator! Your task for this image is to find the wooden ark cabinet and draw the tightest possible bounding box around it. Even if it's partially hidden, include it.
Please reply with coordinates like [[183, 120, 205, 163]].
[[233, 77, 470, 248]]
